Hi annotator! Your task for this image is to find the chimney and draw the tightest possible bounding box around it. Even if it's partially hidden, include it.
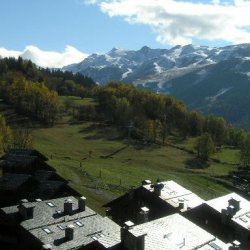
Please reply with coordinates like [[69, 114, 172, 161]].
[[227, 205, 236, 217], [135, 233, 146, 250], [137, 207, 149, 224], [64, 199, 73, 215], [42, 244, 52, 250], [121, 221, 146, 250], [228, 198, 240, 212], [229, 240, 241, 250], [178, 198, 185, 209], [20, 199, 28, 203], [141, 180, 151, 186], [121, 220, 134, 246], [18, 200, 35, 220], [65, 224, 74, 241], [153, 183, 164, 196], [123, 221, 134, 230], [78, 196, 86, 211], [221, 208, 228, 224]]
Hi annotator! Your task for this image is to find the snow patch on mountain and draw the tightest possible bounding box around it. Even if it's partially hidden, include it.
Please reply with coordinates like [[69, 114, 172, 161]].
[[215, 87, 232, 98], [154, 62, 163, 73], [63, 43, 250, 92], [122, 68, 133, 79]]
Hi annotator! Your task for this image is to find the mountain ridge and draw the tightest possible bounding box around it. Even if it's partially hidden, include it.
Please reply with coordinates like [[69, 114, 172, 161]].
[[63, 43, 250, 129]]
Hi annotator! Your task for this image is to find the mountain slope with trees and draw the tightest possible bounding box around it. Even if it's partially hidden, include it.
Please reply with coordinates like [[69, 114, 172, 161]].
[[1, 57, 250, 211], [63, 44, 250, 129], [0, 57, 96, 124]]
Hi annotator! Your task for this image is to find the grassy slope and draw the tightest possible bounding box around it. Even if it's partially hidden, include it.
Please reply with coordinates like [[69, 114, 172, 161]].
[[33, 120, 238, 214], [1, 97, 240, 214]]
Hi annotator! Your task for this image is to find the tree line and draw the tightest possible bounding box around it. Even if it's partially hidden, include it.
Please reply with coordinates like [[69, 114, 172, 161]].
[[72, 82, 248, 150], [0, 57, 96, 97], [0, 57, 96, 124], [0, 76, 60, 124], [72, 82, 249, 162]]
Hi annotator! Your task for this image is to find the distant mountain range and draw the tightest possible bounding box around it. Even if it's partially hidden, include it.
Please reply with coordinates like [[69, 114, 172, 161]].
[[63, 44, 250, 129]]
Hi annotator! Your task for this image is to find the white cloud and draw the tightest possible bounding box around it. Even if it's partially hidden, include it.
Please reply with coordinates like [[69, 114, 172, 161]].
[[86, 0, 250, 45], [84, 0, 98, 5], [0, 45, 88, 68], [212, 0, 220, 5]]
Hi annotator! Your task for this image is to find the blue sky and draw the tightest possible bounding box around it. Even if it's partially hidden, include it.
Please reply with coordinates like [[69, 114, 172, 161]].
[[1, 0, 250, 67], [0, 0, 164, 53]]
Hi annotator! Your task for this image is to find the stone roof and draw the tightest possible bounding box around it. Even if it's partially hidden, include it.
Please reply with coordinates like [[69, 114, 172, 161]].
[[1, 149, 48, 161], [142, 180, 204, 212], [33, 170, 63, 183], [0, 173, 32, 191], [128, 213, 229, 250], [105, 180, 204, 213], [1, 196, 121, 249], [30, 214, 120, 249], [2, 155, 38, 168], [29, 180, 66, 200], [206, 192, 250, 231]]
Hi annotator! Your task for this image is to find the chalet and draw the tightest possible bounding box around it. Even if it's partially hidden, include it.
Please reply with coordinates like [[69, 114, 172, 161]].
[[1, 149, 54, 175], [0, 149, 82, 207], [0, 196, 121, 249], [120, 213, 230, 250], [186, 192, 250, 249], [0, 170, 80, 207], [104, 180, 204, 225]]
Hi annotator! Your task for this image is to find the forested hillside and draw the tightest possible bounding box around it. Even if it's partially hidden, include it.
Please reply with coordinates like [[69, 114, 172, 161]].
[[1, 57, 250, 211], [72, 82, 248, 148], [0, 57, 96, 124], [64, 44, 250, 130], [0, 57, 248, 148]]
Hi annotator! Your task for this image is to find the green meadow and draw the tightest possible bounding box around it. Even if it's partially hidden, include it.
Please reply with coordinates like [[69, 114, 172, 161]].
[[1, 98, 240, 214]]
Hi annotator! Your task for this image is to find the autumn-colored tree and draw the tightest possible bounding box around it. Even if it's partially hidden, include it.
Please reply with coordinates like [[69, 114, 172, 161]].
[[0, 115, 12, 153], [12, 128, 33, 149], [2, 76, 60, 125], [239, 137, 250, 167], [159, 115, 168, 145], [205, 116, 227, 145], [189, 111, 204, 136], [195, 133, 216, 161]]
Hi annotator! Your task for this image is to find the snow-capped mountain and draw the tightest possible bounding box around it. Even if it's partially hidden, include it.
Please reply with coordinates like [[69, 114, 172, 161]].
[[63, 44, 250, 86], [63, 44, 250, 129]]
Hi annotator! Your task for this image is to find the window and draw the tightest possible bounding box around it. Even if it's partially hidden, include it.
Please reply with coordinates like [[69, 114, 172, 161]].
[[98, 233, 104, 238], [75, 221, 84, 227], [208, 242, 222, 250], [47, 202, 55, 207], [58, 224, 66, 230], [91, 233, 104, 240], [43, 228, 53, 234]]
